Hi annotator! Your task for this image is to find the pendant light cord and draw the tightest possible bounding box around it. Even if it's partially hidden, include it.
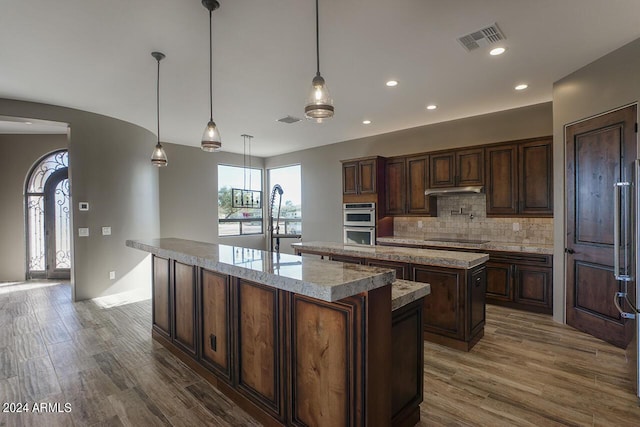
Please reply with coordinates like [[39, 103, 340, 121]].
[[209, 9, 214, 121], [156, 57, 160, 144], [315, 0, 320, 75]]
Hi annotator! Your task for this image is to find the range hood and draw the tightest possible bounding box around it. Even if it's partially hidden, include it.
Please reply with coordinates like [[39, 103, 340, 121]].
[[424, 186, 484, 196]]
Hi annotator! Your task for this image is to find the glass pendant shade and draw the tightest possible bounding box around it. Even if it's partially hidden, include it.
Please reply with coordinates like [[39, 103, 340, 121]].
[[151, 142, 168, 167], [305, 73, 334, 121], [201, 120, 222, 151]]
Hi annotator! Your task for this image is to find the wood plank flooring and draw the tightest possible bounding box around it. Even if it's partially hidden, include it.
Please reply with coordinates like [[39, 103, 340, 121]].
[[0, 281, 638, 426]]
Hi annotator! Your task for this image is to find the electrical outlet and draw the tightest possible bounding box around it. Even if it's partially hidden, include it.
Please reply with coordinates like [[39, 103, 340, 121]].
[[418, 220, 423, 228], [109, 271, 116, 280], [512, 222, 520, 231], [102, 226, 111, 236], [78, 227, 89, 237]]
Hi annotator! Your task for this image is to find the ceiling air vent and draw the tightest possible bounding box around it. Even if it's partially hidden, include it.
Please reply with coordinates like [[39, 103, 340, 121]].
[[277, 115, 302, 124], [457, 23, 506, 52]]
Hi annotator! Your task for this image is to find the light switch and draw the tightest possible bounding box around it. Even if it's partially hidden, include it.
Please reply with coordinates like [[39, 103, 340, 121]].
[[79, 202, 89, 211], [102, 227, 111, 236], [78, 227, 89, 237], [109, 271, 116, 280]]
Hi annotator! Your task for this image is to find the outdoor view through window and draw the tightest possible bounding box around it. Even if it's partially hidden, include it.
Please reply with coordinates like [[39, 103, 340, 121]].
[[218, 165, 263, 236], [268, 165, 302, 236]]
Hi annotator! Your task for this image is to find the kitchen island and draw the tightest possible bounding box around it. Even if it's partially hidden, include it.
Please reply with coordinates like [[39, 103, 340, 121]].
[[293, 241, 488, 351], [127, 238, 429, 427]]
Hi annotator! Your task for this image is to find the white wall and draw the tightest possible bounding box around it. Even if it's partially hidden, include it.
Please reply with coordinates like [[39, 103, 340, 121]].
[[0, 98, 160, 301], [552, 37, 640, 323]]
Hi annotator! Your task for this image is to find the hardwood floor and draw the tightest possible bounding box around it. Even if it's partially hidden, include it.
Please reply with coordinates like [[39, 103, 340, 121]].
[[0, 281, 638, 426]]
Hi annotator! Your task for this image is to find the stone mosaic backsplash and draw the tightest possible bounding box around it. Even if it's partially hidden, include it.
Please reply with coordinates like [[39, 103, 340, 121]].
[[392, 194, 553, 245]]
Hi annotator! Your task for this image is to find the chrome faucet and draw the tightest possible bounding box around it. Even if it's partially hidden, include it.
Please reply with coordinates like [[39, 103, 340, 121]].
[[269, 184, 284, 252]]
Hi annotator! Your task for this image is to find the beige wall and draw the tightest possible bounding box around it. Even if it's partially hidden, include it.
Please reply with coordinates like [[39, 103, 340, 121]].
[[159, 142, 266, 250], [552, 37, 640, 323], [0, 134, 68, 281], [265, 102, 553, 245], [0, 98, 160, 301]]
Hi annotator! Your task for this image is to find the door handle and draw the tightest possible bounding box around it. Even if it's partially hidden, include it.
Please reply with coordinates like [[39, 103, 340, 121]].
[[564, 248, 575, 254], [613, 182, 632, 281], [613, 292, 636, 319]]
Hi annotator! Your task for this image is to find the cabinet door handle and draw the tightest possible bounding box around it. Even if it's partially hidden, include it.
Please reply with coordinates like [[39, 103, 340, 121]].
[[210, 334, 217, 351], [475, 276, 482, 287]]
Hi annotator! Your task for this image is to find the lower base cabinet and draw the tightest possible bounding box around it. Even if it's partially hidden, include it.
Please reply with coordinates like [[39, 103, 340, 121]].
[[486, 252, 552, 314], [151, 256, 420, 426]]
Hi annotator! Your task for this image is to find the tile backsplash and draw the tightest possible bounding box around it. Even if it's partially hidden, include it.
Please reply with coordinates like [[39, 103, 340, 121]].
[[393, 194, 553, 245]]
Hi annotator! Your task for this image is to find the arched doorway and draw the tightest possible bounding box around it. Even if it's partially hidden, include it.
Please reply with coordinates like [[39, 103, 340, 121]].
[[25, 149, 71, 279]]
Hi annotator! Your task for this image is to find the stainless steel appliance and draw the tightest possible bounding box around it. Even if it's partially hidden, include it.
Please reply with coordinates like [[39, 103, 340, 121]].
[[344, 226, 375, 246], [343, 202, 376, 245], [613, 160, 640, 399], [343, 202, 376, 227]]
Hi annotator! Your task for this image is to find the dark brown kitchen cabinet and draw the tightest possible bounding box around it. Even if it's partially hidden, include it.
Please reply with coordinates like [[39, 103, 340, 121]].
[[152, 256, 171, 339], [429, 148, 483, 188], [366, 259, 411, 280], [412, 264, 486, 351], [486, 251, 552, 314], [173, 261, 197, 356], [341, 157, 381, 196], [385, 157, 406, 215], [385, 155, 436, 216], [200, 269, 232, 382], [485, 137, 553, 217], [329, 254, 364, 264]]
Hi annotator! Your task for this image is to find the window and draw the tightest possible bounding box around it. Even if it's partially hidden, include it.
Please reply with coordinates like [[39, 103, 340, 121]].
[[268, 165, 302, 235], [218, 164, 263, 236]]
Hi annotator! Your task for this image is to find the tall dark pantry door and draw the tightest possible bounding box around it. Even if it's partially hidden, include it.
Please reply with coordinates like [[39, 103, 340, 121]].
[[566, 105, 636, 348]]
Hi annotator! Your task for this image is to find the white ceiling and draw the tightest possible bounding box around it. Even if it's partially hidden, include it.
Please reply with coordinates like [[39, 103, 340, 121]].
[[1, 0, 640, 157]]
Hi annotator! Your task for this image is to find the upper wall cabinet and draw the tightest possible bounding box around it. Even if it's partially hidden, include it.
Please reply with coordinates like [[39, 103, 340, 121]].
[[385, 155, 437, 216], [485, 137, 553, 217], [341, 157, 382, 196], [429, 148, 484, 188]]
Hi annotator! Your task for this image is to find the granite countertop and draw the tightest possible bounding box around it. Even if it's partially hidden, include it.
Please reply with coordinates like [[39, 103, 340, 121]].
[[376, 237, 554, 255], [392, 280, 430, 311], [127, 238, 394, 303], [292, 241, 488, 269]]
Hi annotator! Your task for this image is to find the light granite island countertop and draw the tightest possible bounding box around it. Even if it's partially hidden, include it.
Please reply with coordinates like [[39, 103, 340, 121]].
[[292, 241, 488, 269], [126, 237, 397, 302]]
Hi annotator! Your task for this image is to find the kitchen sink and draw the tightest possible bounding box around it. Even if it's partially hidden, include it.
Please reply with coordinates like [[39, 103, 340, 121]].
[[424, 237, 490, 244]]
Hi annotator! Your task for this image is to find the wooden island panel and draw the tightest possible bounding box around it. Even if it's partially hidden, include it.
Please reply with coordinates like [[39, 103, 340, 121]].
[[200, 269, 231, 380], [152, 256, 171, 339], [173, 261, 196, 356]]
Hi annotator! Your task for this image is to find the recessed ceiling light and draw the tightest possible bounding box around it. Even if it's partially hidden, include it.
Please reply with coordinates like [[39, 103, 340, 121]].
[[386, 80, 398, 87], [426, 104, 437, 110], [24, 121, 32, 125], [515, 84, 528, 91], [489, 47, 506, 56], [362, 120, 372, 125]]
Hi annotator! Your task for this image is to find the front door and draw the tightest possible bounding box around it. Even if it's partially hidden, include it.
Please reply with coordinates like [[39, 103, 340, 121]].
[[565, 104, 637, 348], [44, 169, 71, 279]]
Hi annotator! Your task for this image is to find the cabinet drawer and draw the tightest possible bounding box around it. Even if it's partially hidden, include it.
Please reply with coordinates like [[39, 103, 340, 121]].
[[488, 251, 552, 267]]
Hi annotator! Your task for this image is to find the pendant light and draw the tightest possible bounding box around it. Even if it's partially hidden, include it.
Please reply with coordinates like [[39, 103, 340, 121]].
[[151, 51, 168, 167], [304, 0, 334, 122], [201, 0, 222, 151]]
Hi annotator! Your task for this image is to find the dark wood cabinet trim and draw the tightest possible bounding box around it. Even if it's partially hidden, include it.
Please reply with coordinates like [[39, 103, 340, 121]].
[[172, 261, 197, 357], [152, 255, 172, 339]]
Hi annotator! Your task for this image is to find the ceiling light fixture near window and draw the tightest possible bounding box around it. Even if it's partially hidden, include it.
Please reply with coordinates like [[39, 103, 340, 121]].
[[386, 80, 398, 87], [24, 121, 33, 125], [515, 84, 528, 91], [362, 120, 371, 125], [150, 52, 168, 167], [201, 0, 222, 152], [489, 47, 506, 56], [305, 0, 334, 122], [426, 104, 437, 110]]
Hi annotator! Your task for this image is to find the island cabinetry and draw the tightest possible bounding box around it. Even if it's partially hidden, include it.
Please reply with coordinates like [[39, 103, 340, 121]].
[[366, 259, 412, 280], [173, 261, 197, 356], [412, 264, 486, 351], [199, 269, 232, 382], [329, 254, 365, 264], [236, 279, 286, 420], [152, 256, 171, 339], [486, 252, 553, 314], [429, 148, 484, 188], [485, 137, 553, 217]]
